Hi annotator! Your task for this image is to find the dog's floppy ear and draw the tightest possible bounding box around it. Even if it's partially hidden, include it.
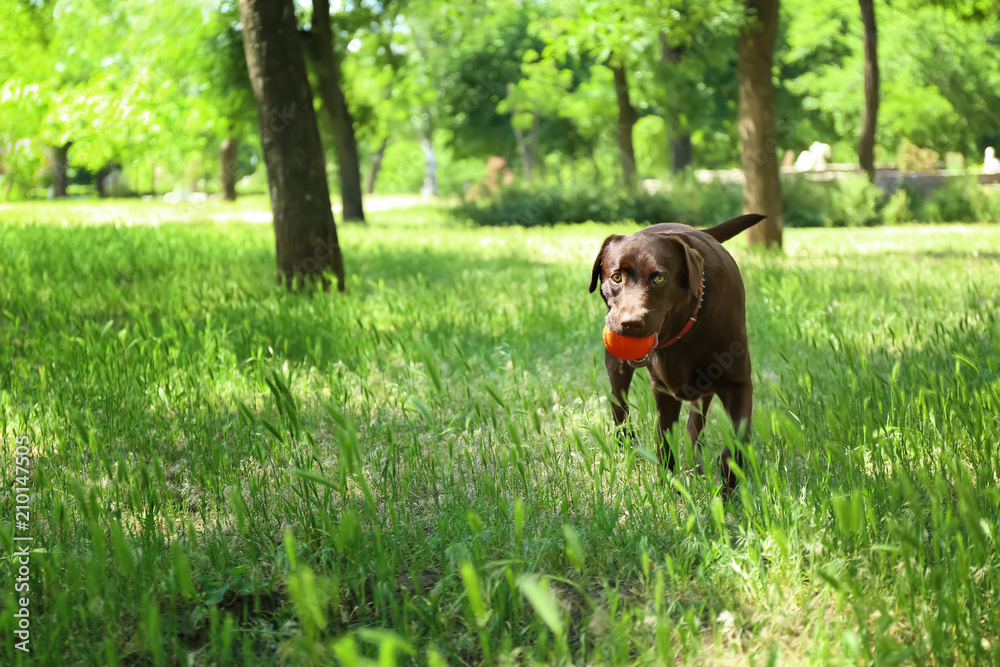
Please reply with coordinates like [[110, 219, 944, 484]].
[[589, 235, 618, 294], [668, 237, 704, 300]]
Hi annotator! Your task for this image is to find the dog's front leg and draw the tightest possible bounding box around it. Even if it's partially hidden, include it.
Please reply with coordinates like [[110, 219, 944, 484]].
[[606, 350, 636, 446], [650, 378, 683, 473]]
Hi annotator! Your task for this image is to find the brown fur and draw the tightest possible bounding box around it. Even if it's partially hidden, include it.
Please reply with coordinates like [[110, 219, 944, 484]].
[[589, 214, 764, 491]]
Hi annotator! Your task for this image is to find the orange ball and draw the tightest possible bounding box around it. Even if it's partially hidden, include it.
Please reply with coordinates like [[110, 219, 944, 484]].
[[602, 325, 657, 361]]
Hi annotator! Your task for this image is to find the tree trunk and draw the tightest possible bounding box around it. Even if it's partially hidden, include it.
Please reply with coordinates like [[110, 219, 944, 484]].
[[512, 123, 529, 183], [220, 137, 239, 201], [512, 111, 540, 183], [658, 33, 693, 175], [189, 158, 201, 193], [95, 162, 110, 198], [527, 112, 540, 182], [508, 84, 526, 182], [670, 133, 692, 173], [610, 61, 638, 189], [308, 0, 365, 222], [50, 141, 72, 198], [419, 130, 438, 196], [366, 136, 388, 195], [738, 0, 783, 248], [507, 86, 538, 184], [858, 0, 879, 182], [238, 0, 345, 291]]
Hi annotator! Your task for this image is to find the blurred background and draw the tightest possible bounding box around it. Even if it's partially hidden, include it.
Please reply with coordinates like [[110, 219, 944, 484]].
[[2, 0, 998, 233]]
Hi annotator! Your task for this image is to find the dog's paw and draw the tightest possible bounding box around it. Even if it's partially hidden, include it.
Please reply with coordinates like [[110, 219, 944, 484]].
[[613, 426, 638, 450], [719, 462, 739, 497]]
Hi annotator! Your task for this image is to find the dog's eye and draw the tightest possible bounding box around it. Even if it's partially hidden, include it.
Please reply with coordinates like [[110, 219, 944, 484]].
[[653, 274, 666, 284], [611, 273, 622, 283]]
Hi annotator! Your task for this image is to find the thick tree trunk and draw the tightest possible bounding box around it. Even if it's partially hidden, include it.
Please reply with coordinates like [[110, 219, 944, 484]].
[[50, 141, 72, 198], [238, 0, 345, 291], [366, 136, 388, 195], [738, 0, 783, 248], [220, 137, 239, 201], [858, 0, 879, 182], [670, 133, 692, 173], [308, 0, 365, 222], [610, 62, 638, 189]]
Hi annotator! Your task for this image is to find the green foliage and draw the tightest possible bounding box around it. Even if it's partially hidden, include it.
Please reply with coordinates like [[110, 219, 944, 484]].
[[830, 175, 882, 227], [915, 177, 1000, 223], [897, 139, 941, 174], [778, 0, 860, 153], [432, 1, 545, 160], [882, 78, 961, 152], [880, 189, 913, 225], [497, 49, 574, 128], [780, 0, 1000, 160], [455, 173, 1000, 229], [3, 200, 1000, 664], [373, 139, 427, 193], [666, 177, 743, 223], [0, 0, 262, 196], [973, 186, 1000, 223], [780, 176, 833, 228], [783, 175, 1000, 228], [4, 0, 1000, 200], [452, 183, 688, 226], [921, 178, 978, 223]]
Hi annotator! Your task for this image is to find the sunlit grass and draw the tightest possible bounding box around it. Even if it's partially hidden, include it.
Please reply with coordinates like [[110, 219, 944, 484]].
[[1, 200, 999, 665]]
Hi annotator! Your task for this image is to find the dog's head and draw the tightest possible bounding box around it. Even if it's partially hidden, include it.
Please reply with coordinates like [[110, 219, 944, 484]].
[[589, 232, 704, 337]]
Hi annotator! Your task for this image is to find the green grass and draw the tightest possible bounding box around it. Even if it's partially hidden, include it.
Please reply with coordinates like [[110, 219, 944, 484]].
[[1, 199, 999, 665]]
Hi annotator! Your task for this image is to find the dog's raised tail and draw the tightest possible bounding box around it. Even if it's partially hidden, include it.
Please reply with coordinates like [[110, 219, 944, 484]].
[[703, 214, 766, 243]]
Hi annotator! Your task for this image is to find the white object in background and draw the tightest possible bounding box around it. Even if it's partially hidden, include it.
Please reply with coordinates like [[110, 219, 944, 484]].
[[984, 147, 1000, 174], [164, 185, 205, 204], [794, 142, 832, 171]]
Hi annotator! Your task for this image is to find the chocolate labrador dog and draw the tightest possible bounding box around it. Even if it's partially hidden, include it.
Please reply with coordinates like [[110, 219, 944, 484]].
[[589, 214, 764, 491]]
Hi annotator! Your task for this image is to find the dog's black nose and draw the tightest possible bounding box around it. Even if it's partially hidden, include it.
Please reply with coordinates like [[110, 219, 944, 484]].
[[619, 313, 644, 331]]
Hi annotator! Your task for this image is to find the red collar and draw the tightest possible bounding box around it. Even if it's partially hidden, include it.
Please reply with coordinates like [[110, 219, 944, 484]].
[[656, 276, 705, 349]]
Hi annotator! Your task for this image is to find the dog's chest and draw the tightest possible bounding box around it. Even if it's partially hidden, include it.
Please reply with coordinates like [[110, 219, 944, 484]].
[[650, 344, 748, 401], [648, 359, 704, 400]]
